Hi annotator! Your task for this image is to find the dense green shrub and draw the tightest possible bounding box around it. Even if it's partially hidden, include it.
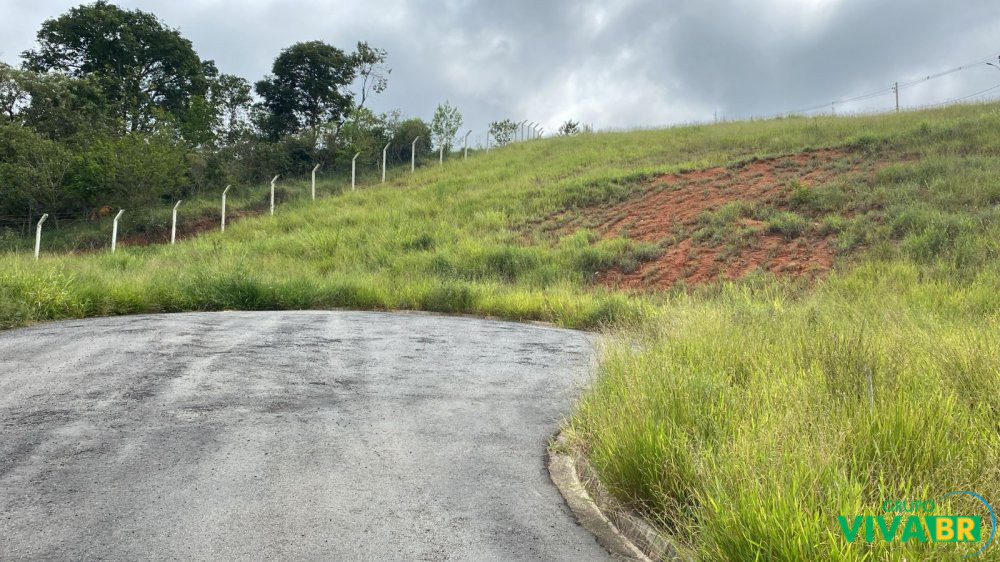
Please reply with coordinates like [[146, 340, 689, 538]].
[[65, 131, 189, 208]]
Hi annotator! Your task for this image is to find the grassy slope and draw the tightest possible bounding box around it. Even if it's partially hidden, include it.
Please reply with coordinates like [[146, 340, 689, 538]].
[[2, 103, 999, 559], [0, 161, 421, 253]]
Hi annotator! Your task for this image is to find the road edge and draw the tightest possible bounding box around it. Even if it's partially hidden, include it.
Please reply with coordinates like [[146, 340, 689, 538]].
[[547, 433, 686, 561]]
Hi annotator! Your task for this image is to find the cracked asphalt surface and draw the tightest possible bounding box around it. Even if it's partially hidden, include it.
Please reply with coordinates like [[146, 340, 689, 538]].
[[0, 311, 610, 560]]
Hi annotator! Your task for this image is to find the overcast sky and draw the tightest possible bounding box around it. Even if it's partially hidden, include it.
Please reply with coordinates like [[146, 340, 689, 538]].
[[2, 0, 999, 144]]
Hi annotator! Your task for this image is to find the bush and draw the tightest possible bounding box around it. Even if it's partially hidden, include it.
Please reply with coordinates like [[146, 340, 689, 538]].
[[788, 180, 816, 210], [66, 131, 188, 208], [0, 123, 73, 228], [766, 211, 808, 238], [391, 118, 432, 164]]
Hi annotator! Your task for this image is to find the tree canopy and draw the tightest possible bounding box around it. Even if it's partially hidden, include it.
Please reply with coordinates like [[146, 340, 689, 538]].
[[431, 101, 462, 152], [352, 42, 390, 110], [22, 1, 208, 136], [255, 41, 357, 142], [489, 119, 518, 146]]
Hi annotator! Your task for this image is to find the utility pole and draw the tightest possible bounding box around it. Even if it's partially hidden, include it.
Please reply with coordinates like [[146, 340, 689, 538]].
[[894, 82, 899, 113]]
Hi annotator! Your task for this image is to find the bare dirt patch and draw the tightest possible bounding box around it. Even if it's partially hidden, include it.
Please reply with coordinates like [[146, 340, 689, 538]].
[[551, 149, 880, 290]]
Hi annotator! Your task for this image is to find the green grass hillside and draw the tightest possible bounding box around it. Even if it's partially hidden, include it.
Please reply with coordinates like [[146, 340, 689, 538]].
[[2, 103, 999, 560]]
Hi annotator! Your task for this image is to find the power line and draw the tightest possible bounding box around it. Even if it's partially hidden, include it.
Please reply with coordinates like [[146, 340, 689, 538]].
[[783, 51, 1000, 117], [897, 53, 1000, 89], [918, 82, 1000, 109]]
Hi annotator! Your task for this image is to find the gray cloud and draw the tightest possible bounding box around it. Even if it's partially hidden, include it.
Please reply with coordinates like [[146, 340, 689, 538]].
[[2, 0, 999, 145]]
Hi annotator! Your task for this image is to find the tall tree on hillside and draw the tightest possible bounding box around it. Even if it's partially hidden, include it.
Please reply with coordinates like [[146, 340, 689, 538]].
[[21, 1, 208, 137], [352, 42, 390, 110], [180, 61, 252, 146], [255, 41, 356, 144], [0, 62, 113, 141], [20, 72, 112, 142], [431, 101, 462, 153], [209, 73, 253, 144]]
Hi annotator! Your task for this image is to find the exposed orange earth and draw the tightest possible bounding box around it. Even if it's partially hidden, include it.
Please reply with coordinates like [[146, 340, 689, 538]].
[[553, 149, 884, 290]]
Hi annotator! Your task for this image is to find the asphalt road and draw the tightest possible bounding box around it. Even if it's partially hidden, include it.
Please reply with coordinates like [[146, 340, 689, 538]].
[[0, 311, 610, 561]]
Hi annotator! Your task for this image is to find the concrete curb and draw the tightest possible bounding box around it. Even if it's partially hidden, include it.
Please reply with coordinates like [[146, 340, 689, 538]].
[[548, 434, 687, 561]]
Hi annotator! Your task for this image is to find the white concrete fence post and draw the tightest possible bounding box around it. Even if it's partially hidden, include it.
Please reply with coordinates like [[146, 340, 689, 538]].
[[221, 185, 232, 232], [382, 142, 390, 183], [171, 200, 182, 245], [518, 120, 527, 142], [439, 144, 444, 165], [311, 164, 320, 201], [270, 175, 279, 216], [486, 131, 491, 152], [464, 130, 472, 160], [34, 213, 48, 260], [111, 209, 124, 253], [411, 136, 419, 173]]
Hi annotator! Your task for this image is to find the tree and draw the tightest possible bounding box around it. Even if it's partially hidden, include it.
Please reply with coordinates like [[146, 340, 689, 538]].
[[18, 72, 112, 142], [488, 119, 518, 146], [255, 41, 356, 144], [430, 101, 462, 153], [0, 123, 72, 230], [390, 118, 432, 163], [0, 64, 30, 121], [336, 107, 392, 168], [352, 42, 390, 110], [1, 63, 113, 142], [22, 1, 207, 137], [66, 130, 188, 206], [209, 73, 253, 144], [185, 62, 252, 146], [558, 119, 580, 136]]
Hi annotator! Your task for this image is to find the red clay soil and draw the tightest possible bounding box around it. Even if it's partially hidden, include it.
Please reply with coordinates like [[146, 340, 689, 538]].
[[555, 149, 875, 290]]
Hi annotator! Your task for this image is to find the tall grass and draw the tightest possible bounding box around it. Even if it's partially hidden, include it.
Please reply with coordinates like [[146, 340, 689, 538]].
[[570, 260, 1000, 559]]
